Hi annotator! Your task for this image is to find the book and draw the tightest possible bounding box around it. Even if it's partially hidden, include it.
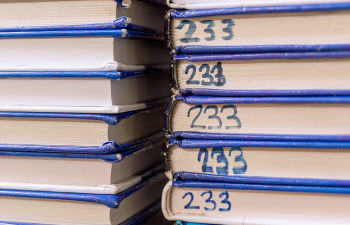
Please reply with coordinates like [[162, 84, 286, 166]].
[[0, 171, 167, 225], [0, 69, 170, 107], [171, 52, 350, 97], [161, 174, 350, 224], [168, 0, 350, 9], [0, 0, 167, 32], [165, 95, 350, 141], [0, 142, 163, 193], [0, 33, 170, 71], [0, 99, 166, 147], [165, 3, 350, 54], [163, 139, 350, 180]]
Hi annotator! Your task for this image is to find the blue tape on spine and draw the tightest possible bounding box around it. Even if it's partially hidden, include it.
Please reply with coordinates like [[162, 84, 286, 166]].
[[170, 138, 350, 149], [171, 3, 350, 18], [0, 17, 161, 34], [177, 95, 350, 104], [174, 51, 350, 62], [171, 45, 350, 54], [172, 180, 350, 194], [0, 70, 166, 79], [0, 139, 164, 162], [174, 172, 350, 187], [179, 89, 350, 97], [0, 171, 164, 208], [0, 29, 162, 40]]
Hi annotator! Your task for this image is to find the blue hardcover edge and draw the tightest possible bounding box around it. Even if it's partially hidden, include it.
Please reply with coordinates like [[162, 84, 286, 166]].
[[0, 69, 168, 79], [0, 29, 162, 40], [172, 180, 350, 194], [171, 3, 350, 18], [0, 98, 168, 126], [177, 222, 215, 225], [0, 138, 164, 162], [174, 172, 350, 188], [0, 170, 164, 208], [170, 138, 350, 148], [0, 132, 164, 154], [0, 17, 161, 35], [119, 202, 161, 225]]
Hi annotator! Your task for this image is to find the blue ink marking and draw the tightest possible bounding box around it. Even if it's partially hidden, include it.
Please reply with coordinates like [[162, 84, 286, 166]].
[[211, 147, 229, 175], [229, 147, 247, 174], [188, 105, 206, 129], [204, 105, 222, 129], [176, 20, 200, 43], [221, 105, 242, 129], [198, 148, 214, 173], [185, 64, 199, 85], [200, 20, 216, 41], [221, 19, 235, 40], [201, 190, 217, 211], [219, 191, 231, 212], [199, 64, 214, 86]]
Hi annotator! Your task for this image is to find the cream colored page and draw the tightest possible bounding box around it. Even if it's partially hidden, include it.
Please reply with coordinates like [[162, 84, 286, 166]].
[[170, 187, 350, 224], [0, 0, 116, 26], [172, 102, 350, 135], [169, 146, 350, 179], [172, 11, 350, 46], [177, 58, 350, 90]]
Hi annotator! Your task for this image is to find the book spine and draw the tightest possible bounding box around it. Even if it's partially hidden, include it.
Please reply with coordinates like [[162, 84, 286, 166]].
[[161, 140, 173, 179], [164, 97, 178, 136], [165, 9, 174, 52]]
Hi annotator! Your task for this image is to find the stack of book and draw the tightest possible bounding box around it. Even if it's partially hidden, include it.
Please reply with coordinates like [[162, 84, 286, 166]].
[[162, 1, 350, 225], [0, 0, 172, 224]]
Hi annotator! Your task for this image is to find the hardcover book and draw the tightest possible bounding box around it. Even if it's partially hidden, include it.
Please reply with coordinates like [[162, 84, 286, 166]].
[[171, 52, 350, 97], [163, 139, 350, 180], [0, 171, 167, 225], [0, 99, 167, 147], [0, 69, 170, 107], [0, 142, 164, 194], [0, 0, 167, 32], [162, 174, 350, 224], [165, 3, 350, 54], [165, 95, 350, 141]]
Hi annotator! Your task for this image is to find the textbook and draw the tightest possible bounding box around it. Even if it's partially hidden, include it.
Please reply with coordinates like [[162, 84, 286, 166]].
[[162, 174, 350, 225], [0, 69, 170, 107], [165, 3, 350, 54], [163, 139, 350, 180], [0, 142, 163, 193], [0, 99, 166, 146], [171, 52, 350, 97], [168, 0, 350, 9], [0, 171, 167, 225], [165, 96, 350, 141], [0, 0, 166, 32]]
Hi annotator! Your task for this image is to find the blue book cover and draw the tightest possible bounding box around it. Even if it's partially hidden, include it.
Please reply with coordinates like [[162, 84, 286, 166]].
[[171, 51, 350, 97], [165, 3, 350, 54], [165, 95, 350, 142]]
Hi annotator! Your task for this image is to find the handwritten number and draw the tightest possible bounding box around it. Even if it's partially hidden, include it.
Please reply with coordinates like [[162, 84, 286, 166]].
[[188, 105, 206, 129], [219, 191, 231, 212], [200, 20, 215, 41], [221, 19, 235, 40], [199, 64, 213, 86], [176, 20, 200, 43], [221, 105, 242, 129], [185, 64, 199, 85], [201, 191, 216, 211], [198, 148, 214, 173], [204, 105, 222, 129], [211, 62, 226, 86], [229, 147, 247, 174], [211, 147, 229, 175], [183, 192, 200, 209]]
